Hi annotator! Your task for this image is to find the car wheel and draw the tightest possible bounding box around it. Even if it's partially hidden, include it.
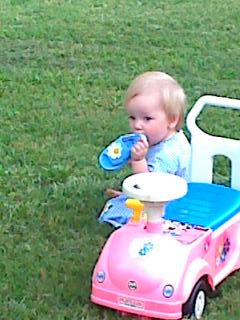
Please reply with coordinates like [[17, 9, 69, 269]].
[[182, 279, 208, 319]]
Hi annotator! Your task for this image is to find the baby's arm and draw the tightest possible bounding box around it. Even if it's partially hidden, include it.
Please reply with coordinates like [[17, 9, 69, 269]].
[[130, 138, 149, 174]]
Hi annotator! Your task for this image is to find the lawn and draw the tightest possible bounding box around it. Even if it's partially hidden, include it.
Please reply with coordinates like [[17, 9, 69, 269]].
[[0, 0, 240, 319]]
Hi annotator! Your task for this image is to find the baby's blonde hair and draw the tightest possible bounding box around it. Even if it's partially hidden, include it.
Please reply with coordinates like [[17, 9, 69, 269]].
[[124, 71, 186, 130]]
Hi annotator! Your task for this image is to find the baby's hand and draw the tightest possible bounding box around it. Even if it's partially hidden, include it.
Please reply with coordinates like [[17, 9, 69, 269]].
[[131, 138, 149, 161]]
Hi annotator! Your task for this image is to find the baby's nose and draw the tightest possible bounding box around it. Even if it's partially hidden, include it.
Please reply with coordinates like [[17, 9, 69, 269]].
[[134, 120, 143, 130]]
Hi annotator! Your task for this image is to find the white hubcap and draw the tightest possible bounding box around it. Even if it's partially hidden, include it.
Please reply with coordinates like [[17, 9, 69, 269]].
[[194, 290, 205, 319]]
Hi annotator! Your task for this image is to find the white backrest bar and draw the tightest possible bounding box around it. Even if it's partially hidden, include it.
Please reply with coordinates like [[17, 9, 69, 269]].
[[187, 95, 240, 190]]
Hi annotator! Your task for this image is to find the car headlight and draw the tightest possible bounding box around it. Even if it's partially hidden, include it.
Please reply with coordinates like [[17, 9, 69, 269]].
[[96, 270, 105, 283], [163, 285, 174, 298]]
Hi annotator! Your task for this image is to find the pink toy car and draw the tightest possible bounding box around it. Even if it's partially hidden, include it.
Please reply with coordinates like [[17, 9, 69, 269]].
[[91, 96, 240, 319]]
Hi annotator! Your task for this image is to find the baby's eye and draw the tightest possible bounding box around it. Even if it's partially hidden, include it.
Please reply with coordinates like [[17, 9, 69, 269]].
[[145, 116, 153, 121], [128, 115, 135, 120]]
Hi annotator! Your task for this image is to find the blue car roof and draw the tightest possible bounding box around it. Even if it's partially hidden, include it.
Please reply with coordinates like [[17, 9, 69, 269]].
[[165, 183, 240, 230]]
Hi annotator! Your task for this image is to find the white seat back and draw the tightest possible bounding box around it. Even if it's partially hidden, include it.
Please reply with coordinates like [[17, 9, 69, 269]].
[[187, 95, 240, 190]]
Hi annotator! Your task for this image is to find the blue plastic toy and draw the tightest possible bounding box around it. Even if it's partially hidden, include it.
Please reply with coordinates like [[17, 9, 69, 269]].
[[98, 133, 146, 171]]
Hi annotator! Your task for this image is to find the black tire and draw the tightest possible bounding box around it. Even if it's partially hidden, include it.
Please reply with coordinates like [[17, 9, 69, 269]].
[[182, 279, 208, 319]]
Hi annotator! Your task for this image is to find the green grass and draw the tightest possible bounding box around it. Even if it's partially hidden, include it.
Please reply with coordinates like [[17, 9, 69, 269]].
[[0, 0, 240, 319]]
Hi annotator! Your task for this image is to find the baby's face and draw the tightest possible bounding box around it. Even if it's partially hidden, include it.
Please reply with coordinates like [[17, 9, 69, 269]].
[[126, 92, 177, 146]]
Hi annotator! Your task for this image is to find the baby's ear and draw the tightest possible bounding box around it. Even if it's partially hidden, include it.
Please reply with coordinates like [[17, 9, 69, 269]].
[[168, 115, 179, 129]]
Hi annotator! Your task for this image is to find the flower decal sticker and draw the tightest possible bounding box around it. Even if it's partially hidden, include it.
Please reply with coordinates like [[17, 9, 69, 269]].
[[216, 236, 231, 266], [129, 238, 155, 259], [107, 142, 123, 160]]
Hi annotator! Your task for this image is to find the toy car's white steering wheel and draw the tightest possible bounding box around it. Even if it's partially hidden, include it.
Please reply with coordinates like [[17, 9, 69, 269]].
[[122, 172, 187, 203]]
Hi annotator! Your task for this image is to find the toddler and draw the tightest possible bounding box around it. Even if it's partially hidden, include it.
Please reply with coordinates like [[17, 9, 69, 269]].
[[99, 71, 191, 227]]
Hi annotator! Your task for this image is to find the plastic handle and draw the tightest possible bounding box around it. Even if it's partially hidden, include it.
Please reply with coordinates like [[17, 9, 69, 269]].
[[125, 199, 144, 223], [187, 95, 240, 136]]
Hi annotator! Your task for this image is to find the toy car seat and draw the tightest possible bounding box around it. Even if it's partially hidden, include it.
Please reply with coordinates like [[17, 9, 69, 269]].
[[165, 96, 240, 230]]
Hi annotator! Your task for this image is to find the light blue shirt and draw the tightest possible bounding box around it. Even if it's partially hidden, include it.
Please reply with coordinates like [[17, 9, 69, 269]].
[[146, 130, 191, 181]]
